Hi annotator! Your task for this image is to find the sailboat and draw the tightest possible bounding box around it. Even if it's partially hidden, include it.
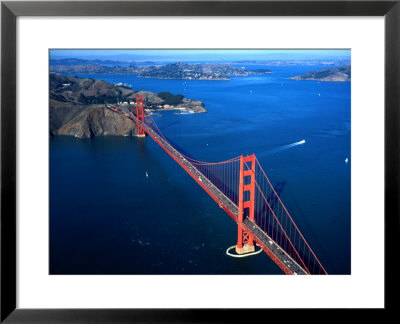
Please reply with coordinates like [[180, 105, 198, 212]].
[[146, 171, 149, 178]]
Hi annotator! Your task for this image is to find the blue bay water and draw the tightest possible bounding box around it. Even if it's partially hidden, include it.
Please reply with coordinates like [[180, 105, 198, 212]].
[[50, 65, 351, 274]]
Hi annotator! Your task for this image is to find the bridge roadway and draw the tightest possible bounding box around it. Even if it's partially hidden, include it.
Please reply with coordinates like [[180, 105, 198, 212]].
[[119, 107, 308, 274], [243, 218, 307, 274]]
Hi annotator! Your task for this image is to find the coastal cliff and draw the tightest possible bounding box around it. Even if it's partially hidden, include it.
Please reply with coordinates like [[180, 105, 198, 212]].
[[50, 102, 137, 138]]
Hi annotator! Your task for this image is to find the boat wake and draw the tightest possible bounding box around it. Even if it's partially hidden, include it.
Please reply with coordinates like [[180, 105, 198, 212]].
[[263, 139, 306, 156]]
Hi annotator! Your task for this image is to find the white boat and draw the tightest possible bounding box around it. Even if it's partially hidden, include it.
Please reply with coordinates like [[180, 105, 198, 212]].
[[146, 171, 149, 178]]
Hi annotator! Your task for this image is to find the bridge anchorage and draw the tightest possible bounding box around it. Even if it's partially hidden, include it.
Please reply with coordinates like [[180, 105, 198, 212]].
[[128, 94, 327, 275]]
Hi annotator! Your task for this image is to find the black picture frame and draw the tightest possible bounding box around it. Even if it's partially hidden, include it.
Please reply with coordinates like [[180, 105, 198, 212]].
[[1, 0, 399, 322]]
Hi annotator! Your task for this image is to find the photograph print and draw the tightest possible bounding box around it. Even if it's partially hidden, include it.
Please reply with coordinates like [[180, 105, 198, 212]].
[[49, 49, 351, 275]]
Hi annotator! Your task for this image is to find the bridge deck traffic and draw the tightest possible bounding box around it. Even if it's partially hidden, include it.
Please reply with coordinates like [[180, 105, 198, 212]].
[[113, 106, 308, 274]]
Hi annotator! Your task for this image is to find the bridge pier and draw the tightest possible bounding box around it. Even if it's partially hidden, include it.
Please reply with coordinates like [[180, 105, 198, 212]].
[[236, 224, 255, 254], [236, 154, 256, 255]]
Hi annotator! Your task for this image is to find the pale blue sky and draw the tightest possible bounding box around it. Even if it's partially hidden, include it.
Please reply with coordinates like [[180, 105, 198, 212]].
[[50, 49, 350, 62]]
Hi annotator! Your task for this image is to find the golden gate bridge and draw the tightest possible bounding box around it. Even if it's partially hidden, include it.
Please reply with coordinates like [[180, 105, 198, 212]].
[[114, 94, 328, 275]]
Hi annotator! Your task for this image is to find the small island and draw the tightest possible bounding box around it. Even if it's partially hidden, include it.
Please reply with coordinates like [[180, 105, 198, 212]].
[[50, 74, 206, 138], [290, 65, 351, 82]]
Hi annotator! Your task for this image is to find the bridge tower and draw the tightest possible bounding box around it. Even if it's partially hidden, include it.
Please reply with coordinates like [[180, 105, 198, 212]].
[[136, 94, 146, 137], [236, 154, 256, 254]]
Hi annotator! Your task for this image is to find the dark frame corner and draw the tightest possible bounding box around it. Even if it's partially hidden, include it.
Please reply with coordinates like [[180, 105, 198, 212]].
[[1, 1, 399, 322]]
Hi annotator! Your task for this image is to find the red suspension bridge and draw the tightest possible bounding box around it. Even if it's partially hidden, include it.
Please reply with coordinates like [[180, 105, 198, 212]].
[[113, 95, 328, 275]]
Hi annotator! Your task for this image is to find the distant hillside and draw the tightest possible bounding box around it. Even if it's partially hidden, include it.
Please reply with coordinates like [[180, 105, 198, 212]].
[[49, 59, 271, 80], [290, 65, 351, 82], [49, 58, 132, 66]]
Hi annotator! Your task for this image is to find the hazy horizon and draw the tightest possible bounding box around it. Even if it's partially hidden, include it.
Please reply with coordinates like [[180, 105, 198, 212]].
[[50, 49, 351, 63]]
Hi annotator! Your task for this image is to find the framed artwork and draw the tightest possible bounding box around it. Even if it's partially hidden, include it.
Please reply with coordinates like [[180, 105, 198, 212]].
[[1, 0, 398, 322]]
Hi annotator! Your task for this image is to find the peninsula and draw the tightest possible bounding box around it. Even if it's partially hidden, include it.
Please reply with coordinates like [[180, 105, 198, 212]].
[[50, 74, 206, 138], [135, 62, 271, 80]]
